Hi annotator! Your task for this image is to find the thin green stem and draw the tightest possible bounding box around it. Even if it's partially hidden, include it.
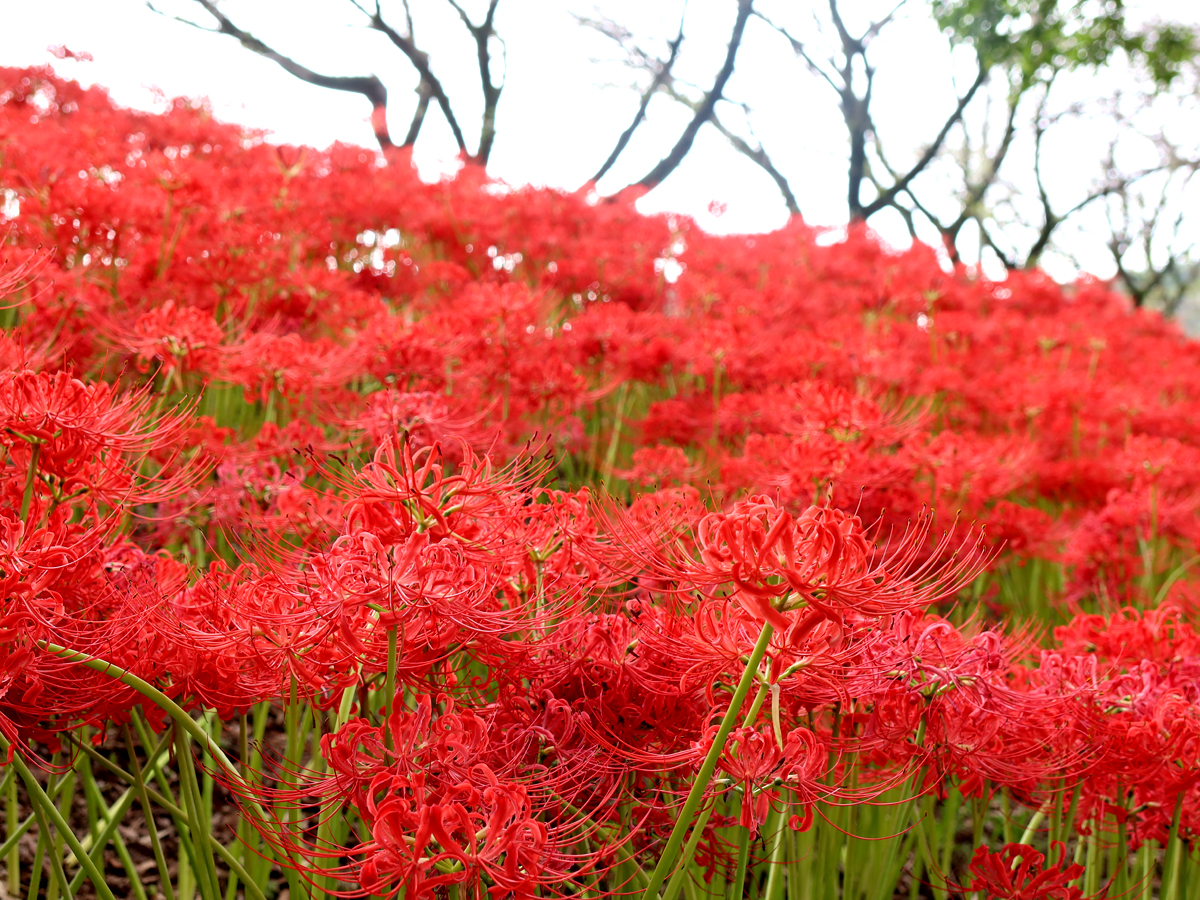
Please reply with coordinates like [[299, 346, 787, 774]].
[[639, 622, 774, 900], [661, 798, 717, 900], [728, 792, 753, 900], [19, 441, 41, 522], [176, 721, 222, 900], [4, 765, 18, 898], [124, 724, 178, 900], [1, 737, 119, 900]]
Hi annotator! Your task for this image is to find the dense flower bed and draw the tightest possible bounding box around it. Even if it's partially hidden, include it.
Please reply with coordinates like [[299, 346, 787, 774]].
[[2, 64, 1200, 900]]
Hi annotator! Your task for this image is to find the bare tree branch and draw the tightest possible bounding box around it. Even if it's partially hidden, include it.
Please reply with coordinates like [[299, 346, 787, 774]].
[[350, 0, 470, 156], [445, 0, 504, 164], [402, 80, 433, 147], [859, 62, 988, 218], [585, 5, 687, 183], [662, 87, 800, 216], [171, 0, 395, 148], [755, 10, 841, 94], [631, 0, 754, 190], [714, 108, 801, 216], [977, 217, 1018, 270]]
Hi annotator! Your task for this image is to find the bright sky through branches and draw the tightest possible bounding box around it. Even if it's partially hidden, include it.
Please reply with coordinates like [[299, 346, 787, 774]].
[[2, 0, 1197, 282]]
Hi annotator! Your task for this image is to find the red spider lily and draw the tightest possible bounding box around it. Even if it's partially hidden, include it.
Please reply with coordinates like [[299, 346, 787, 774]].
[[0, 369, 208, 508], [245, 695, 618, 900], [11, 57, 1200, 900], [950, 841, 1094, 899]]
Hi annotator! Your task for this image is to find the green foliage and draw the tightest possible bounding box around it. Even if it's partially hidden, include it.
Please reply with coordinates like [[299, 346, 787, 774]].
[[931, 0, 1198, 86]]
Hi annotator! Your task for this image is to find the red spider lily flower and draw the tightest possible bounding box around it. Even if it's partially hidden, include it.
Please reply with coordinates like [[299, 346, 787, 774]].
[[951, 842, 1094, 900], [0, 369, 208, 508], [115, 299, 227, 379]]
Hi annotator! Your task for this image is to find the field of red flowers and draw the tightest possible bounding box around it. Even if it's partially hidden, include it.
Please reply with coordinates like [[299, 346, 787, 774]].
[[3, 63, 1200, 900]]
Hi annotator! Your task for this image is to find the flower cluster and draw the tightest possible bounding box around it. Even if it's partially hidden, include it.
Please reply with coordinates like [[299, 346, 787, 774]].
[[2, 63, 1200, 900]]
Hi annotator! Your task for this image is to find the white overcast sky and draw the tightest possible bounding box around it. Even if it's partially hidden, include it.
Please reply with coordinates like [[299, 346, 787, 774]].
[[2, 0, 1198, 281]]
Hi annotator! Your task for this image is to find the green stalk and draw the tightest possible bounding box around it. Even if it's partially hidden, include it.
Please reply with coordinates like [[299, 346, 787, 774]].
[[124, 724, 178, 900], [4, 765, 18, 898], [201, 711, 218, 865], [0, 811, 33, 869], [46, 754, 76, 900], [601, 383, 630, 485], [247, 701, 272, 894], [176, 721, 222, 900], [970, 793, 986, 850], [37, 640, 295, 865], [19, 441, 41, 522], [68, 729, 168, 864], [1016, 806, 1046, 848], [79, 727, 265, 900], [1000, 790, 1014, 846], [742, 681, 770, 729], [844, 783, 859, 900], [939, 787, 962, 890], [384, 627, 398, 747], [1162, 793, 1185, 900], [639, 622, 774, 900], [226, 709, 250, 900], [281, 681, 307, 900], [1136, 839, 1155, 900], [1083, 824, 1099, 896], [27, 809, 47, 900], [661, 798, 717, 900], [728, 792, 753, 900], [74, 771, 150, 900], [789, 813, 811, 900], [1061, 783, 1081, 853], [27, 780, 74, 900], [760, 798, 790, 900], [0, 737, 119, 900], [132, 712, 198, 900], [1049, 783, 1063, 847], [1114, 783, 1128, 897], [821, 802, 842, 900], [912, 793, 942, 900]]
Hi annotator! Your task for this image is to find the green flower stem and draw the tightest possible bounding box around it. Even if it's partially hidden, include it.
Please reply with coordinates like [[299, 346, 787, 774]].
[[726, 792, 753, 900], [384, 626, 398, 750], [28, 817, 47, 900], [35, 640, 302, 875], [1083, 822, 1100, 895], [87, 727, 269, 900], [19, 441, 41, 522], [912, 793, 942, 900], [4, 765, 18, 897], [0, 811, 32, 866], [0, 736, 119, 900], [1162, 793, 1186, 900], [742, 680, 770, 728], [176, 721, 223, 900], [661, 797, 716, 900], [130, 711, 198, 900], [281, 678, 307, 900], [46, 753, 76, 900], [1016, 805, 1047, 848], [124, 724, 178, 900], [1062, 783, 1081, 852], [639, 621, 774, 900], [761, 798, 790, 900], [28, 782, 74, 900], [16, 760, 72, 900], [73, 769, 150, 900], [68, 728, 168, 865]]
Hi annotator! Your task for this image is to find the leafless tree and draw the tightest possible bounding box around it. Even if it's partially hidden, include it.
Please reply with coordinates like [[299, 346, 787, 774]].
[[159, 0, 755, 190], [150, 0, 1200, 312]]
